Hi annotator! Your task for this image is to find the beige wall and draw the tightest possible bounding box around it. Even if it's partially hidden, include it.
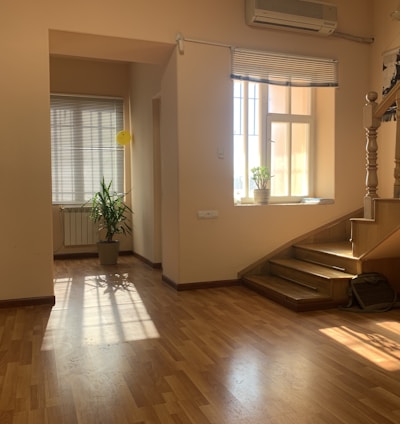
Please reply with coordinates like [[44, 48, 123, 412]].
[[0, 6, 53, 301], [129, 63, 163, 263], [1, 0, 388, 300], [161, 0, 374, 284], [160, 52, 180, 279]]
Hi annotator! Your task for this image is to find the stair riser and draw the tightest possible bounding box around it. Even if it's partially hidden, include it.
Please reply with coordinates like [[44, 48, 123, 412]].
[[293, 247, 360, 274], [269, 263, 350, 296], [351, 199, 400, 256]]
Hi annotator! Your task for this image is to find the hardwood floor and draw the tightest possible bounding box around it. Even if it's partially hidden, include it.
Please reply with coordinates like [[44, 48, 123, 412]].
[[1, 256, 400, 423]]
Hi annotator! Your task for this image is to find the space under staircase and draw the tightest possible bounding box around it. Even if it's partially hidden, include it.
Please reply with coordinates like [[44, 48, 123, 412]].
[[240, 83, 400, 312]]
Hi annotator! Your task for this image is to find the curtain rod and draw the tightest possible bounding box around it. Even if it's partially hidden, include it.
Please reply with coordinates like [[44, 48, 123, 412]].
[[175, 33, 232, 54], [332, 31, 374, 44], [176, 30, 374, 55]]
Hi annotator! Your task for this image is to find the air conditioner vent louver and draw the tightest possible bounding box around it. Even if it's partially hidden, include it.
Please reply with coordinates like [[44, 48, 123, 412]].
[[245, 0, 338, 36]]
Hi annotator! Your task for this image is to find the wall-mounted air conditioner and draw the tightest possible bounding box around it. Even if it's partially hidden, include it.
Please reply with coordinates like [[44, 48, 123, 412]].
[[245, 0, 338, 36]]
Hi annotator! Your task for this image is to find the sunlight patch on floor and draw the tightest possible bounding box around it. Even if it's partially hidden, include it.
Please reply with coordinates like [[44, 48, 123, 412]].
[[42, 274, 160, 350], [377, 321, 400, 334], [52, 277, 73, 310], [320, 325, 400, 371]]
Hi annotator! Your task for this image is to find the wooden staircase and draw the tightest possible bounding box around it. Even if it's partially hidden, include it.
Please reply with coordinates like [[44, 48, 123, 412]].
[[240, 203, 400, 312], [242, 241, 357, 312]]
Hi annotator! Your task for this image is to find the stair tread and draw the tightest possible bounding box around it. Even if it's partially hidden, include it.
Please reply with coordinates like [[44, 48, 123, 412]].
[[244, 275, 331, 302], [294, 241, 358, 259], [270, 257, 355, 278]]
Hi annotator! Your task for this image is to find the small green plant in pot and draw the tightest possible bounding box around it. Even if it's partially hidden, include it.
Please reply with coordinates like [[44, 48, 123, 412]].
[[251, 166, 272, 204], [88, 177, 132, 264]]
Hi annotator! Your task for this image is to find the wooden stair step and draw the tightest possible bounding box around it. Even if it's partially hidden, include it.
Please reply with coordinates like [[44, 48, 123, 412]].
[[295, 241, 355, 257], [269, 258, 354, 298], [293, 241, 361, 274], [242, 274, 342, 312], [270, 257, 354, 281]]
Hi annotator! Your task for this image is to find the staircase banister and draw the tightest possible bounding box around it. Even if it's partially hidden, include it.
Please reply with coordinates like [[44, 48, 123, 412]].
[[363, 81, 400, 220], [375, 80, 400, 119]]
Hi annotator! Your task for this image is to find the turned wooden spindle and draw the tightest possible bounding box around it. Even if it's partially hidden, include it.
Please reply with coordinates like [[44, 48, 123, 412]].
[[363, 91, 380, 218]]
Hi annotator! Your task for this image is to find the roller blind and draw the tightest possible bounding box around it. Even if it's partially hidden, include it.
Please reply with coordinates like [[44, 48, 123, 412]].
[[51, 95, 124, 204], [231, 48, 338, 87]]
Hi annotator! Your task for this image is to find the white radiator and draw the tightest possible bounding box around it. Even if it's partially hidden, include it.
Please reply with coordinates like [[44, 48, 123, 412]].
[[62, 207, 98, 246]]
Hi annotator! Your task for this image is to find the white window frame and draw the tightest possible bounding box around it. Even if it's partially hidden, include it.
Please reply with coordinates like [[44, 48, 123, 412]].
[[234, 81, 315, 203], [265, 85, 315, 202]]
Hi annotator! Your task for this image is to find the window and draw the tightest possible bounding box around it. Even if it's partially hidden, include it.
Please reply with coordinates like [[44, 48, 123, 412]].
[[51, 95, 124, 204], [233, 81, 261, 201], [234, 81, 313, 202], [268, 84, 313, 199], [231, 48, 338, 204]]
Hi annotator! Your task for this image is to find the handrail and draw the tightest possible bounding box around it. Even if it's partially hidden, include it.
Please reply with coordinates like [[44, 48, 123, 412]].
[[375, 80, 400, 119], [363, 80, 400, 220]]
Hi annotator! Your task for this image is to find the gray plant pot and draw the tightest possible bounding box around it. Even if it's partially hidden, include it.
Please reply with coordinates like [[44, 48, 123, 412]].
[[97, 240, 120, 265], [254, 189, 270, 204]]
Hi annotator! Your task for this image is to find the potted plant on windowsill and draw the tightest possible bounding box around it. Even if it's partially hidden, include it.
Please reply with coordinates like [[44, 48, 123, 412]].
[[251, 166, 272, 204], [87, 177, 132, 265]]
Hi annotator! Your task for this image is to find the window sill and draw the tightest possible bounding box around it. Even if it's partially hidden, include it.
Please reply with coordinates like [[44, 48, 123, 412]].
[[235, 198, 334, 206]]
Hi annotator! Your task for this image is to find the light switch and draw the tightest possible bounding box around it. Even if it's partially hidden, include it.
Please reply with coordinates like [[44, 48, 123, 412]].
[[197, 210, 219, 219]]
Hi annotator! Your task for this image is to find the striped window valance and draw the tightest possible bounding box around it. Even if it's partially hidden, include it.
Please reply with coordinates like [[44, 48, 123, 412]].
[[231, 48, 338, 87]]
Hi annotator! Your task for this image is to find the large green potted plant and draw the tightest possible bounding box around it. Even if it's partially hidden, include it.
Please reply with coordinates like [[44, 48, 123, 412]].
[[251, 166, 272, 204], [88, 178, 132, 265]]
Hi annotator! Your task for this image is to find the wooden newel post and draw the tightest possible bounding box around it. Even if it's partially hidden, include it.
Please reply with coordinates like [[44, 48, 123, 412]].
[[363, 91, 380, 219]]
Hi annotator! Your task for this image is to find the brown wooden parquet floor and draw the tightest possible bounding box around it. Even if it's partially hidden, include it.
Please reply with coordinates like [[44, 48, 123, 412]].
[[1, 255, 400, 423]]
